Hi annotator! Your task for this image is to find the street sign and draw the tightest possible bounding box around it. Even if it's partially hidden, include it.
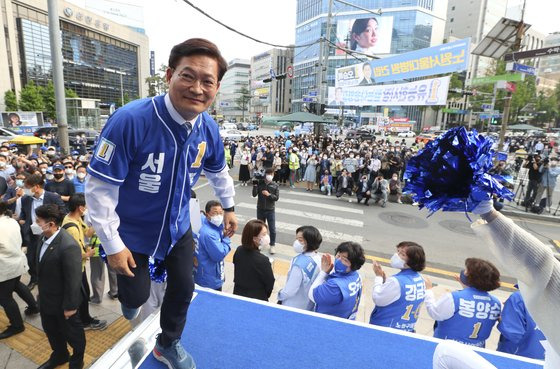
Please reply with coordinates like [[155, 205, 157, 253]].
[[442, 108, 469, 114], [471, 73, 524, 86], [479, 113, 502, 119], [302, 97, 313, 102], [505, 45, 560, 62], [270, 69, 276, 79], [506, 62, 536, 76], [287, 65, 294, 78], [308, 91, 318, 97], [481, 104, 493, 110]]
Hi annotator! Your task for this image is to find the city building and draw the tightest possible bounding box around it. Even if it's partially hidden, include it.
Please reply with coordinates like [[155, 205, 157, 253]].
[[215, 58, 250, 122], [293, 0, 449, 127], [536, 32, 560, 92], [67, 0, 146, 34], [250, 48, 294, 122], [0, 0, 150, 112]]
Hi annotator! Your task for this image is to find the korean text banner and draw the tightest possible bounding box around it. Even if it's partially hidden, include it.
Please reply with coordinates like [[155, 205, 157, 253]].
[[335, 38, 470, 86], [328, 76, 450, 107]]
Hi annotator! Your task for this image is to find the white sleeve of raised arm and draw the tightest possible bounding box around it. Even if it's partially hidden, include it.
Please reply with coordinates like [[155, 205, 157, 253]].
[[424, 290, 455, 321], [84, 175, 126, 255], [372, 276, 401, 307], [203, 166, 235, 209], [308, 271, 328, 303]]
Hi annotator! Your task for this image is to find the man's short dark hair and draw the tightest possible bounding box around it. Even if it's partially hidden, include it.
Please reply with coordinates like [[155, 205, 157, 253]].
[[296, 226, 322, 252], [68, 193, 86, 212], [35, 204, 64, 226], [24, 173, 44, 188], [205, 200, 222, 214], [168, 38, 228, 81], [335, 242, 366, 271], [265, 167, 275, 175]]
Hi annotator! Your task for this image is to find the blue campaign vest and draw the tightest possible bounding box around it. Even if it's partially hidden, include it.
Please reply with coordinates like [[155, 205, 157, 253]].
[[292, 254, 318, 283], [88, 95, 226, 260], [193, 217, 229, 290], [497, 291, 546, 359], [434, 287, 502, 347], [315, 271, 362, 320], [369, 269, 425, 332]]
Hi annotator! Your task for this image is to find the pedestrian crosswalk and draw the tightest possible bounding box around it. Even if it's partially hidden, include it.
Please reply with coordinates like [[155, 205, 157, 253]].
[[234, 190, 367, 245]]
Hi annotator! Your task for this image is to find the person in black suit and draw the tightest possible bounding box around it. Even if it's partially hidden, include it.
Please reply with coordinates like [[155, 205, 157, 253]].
[[0, 175, 7, 197], [34, 204, 85, 369], [233, 219, 275, 301], [19, 174, 65, 289], [356, 174, 372, 205]]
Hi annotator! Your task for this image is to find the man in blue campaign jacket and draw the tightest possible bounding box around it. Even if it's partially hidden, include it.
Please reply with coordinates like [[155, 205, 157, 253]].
[[194, 201, 231, 291], [497, 290, 546, 359], [369, 241, 426, 332], [308, 242, 366, 320], [425, 258, 502, 348], [85, 39, 237, 369]]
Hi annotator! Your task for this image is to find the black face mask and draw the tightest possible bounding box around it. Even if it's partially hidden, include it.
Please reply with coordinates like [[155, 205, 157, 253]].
[[53, 173, 64, 180]]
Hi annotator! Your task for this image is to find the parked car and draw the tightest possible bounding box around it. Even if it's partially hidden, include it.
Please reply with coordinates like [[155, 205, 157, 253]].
[[34, 127, 99, 148], [0, 127, 19, 145], [397, 131, 416, 138], [222, 122, 238, 130], [345, 129, 376, 141], [220, 129, 244, 142], [247, 123, 258, 131], [415, 133, 437, 144]]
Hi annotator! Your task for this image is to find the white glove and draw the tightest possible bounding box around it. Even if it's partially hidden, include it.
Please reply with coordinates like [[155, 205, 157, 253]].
[[472, 199, 494, 215]]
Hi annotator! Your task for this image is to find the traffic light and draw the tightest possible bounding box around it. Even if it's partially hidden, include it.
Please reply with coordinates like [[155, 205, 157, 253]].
[[262, 74, 286, 83], [276, 73, 286, 80]]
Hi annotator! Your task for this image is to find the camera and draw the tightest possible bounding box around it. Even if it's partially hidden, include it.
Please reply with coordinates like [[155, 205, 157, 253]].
[[542, 157, 549, 165], [252, 170, 265, 185]]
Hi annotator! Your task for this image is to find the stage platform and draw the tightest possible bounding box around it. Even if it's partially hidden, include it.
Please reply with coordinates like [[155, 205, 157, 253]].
[[92, 289, 544, 369]]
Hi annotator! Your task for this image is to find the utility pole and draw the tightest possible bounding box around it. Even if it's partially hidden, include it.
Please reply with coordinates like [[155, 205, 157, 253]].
[[498, 0, 527, 151], [47, 0, 69, 153], [317, 0, 334, 110]]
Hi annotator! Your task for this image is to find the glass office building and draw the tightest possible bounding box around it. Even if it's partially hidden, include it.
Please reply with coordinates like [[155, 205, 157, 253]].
[[293, 0, 448, 125], [1, 0, 149, 109]]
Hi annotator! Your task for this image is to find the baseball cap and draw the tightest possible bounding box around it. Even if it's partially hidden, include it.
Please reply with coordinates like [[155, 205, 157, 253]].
[[53, 164, 64, 170]]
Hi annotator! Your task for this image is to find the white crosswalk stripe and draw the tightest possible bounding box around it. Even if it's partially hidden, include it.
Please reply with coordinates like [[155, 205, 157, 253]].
[[236, 202, 363, 227], [278, 198, 364, 214], [235, 215, 363, 243]]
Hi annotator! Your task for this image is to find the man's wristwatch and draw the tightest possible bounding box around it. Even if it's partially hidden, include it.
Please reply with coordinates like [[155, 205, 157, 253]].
[[223, 206, 235, 213]]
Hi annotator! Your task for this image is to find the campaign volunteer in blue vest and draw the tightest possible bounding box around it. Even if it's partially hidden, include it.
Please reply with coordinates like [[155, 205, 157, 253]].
[[277, 226, 322, 310], [194, 200, 231, 291], [369, 241, 426, 332], [308, 242, 365, 320], [497, 289, 546, 359], [85, 38, 237, 369], [425, 258, 502, 348]]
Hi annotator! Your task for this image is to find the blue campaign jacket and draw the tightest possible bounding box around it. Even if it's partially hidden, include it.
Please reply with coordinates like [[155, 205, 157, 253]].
[[369, 269, 425, 332], [88, 95, 226, 259], [193, 216, 231, 290], [314, 271, 362, 320], [434, 287, 501, 347], [497, 291, 546, 359]]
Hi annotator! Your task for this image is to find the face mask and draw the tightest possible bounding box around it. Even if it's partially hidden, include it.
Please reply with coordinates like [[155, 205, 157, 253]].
[[209, 214, 223, 227], [65, 168, 74, 175], [82, 209, 88, 219], [265, 175, 273, 182], [275, 153, 280, 157], [15, 179, 24, 187], [334, 258, 349, 274], [46, 174, 54, 181], [390, 253, 406, 269], [293, 240, 305, 254], [350, 154, 354, 158], [0, 161, 5, 168], [392, 176, 398, 181], [23, 188, 33, 197], [259, 234, 270, 248], [459, 269, 469, 286], [53, 173, 64, 180], [47, 150, 55, 156], [30, 222, 46, 235], [77, 172, 86, 180], [40, 168, 47, 174]]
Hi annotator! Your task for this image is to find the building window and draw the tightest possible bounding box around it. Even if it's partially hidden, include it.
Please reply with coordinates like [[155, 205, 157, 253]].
[[450, 18, 454, 22]]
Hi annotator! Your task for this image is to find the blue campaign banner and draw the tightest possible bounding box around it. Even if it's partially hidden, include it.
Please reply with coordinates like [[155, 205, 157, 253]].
[[511, 62, 536, 76], [335, 38, 470, 86]]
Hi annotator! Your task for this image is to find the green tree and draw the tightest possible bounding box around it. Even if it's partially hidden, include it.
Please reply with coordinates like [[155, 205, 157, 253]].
[[145, 64, 169, 97], [19, 81, 44, 111], [235, 86, 251, 121], [40, 81, 56, 119], [4, 90, 18, 111], [65, 88, 79, 98]]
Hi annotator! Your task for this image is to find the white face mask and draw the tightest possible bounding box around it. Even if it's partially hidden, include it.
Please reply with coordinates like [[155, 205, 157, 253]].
[[41, 168, 47, 174], [23, 188, 33, 197], [293, 239, 305, 254], [259, 234, 270, 248], [209, 214, 223, 227], [65, 168, 74, 175], [265, 175, 273, 182], [390, 253, 406, 269], [77, 172, 86, 179], [0, 161, 5, 168], [30, 222, 46, 235], [47, 150, 55, 156], [46, 174, 54, 181]]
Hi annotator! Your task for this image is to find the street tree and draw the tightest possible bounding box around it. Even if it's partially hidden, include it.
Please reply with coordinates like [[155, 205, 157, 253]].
[[19, 81, 44, 112], [145, 64, 168, 96], [4, 90, 18, 111], [235, 86, 251, 122]]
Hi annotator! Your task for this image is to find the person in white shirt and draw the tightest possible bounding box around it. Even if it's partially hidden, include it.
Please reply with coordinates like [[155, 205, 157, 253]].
[[277, 226, 322, 310]]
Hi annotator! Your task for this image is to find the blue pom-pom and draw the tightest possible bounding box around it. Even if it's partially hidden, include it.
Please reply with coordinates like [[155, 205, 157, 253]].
[[404, 127, 513, 215], [99, 245, 107, 263], [148, 257, 167, 283]]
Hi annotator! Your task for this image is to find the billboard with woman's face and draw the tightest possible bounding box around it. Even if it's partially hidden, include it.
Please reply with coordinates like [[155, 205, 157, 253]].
[[335, 16, 394, 56]]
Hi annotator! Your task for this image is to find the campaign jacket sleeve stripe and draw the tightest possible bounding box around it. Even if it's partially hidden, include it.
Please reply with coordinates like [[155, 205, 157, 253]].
[[87, 165, 125, 184]]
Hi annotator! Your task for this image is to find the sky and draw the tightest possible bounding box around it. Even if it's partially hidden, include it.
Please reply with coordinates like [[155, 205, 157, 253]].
[[70, 0, 559, 68]]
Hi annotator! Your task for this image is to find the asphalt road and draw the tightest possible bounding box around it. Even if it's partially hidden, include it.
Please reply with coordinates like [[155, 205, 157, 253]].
[[193, 174, 560, 282]]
